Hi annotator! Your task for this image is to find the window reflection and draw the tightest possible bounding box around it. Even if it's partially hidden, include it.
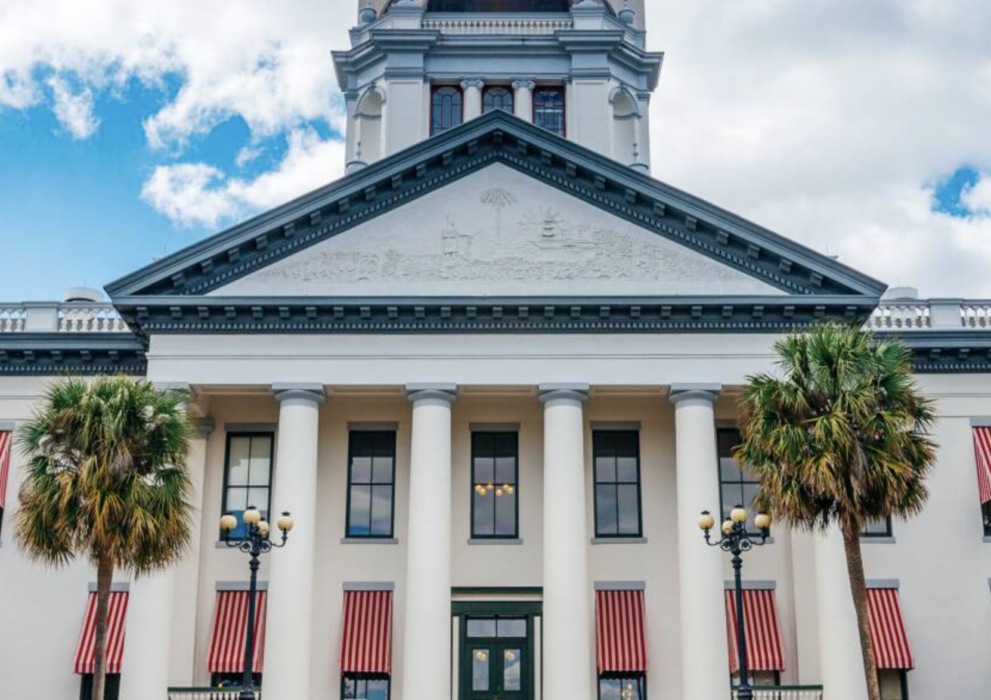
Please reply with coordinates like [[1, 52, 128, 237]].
[[598, 675, 645, 700], [593, 431, 642, 538], [223, 434, 274, 540], [472, 432, 519, 538], [342, 675, 390, 700], [503, 648, 521, 691], [347, 432, 396, 538], [717, 428, 764, 535], [472, 649, 490, 691]]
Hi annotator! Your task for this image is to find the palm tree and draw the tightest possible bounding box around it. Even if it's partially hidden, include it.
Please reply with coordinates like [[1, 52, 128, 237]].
[[736, 324, 937, 700], [15, 376, 193, 700]]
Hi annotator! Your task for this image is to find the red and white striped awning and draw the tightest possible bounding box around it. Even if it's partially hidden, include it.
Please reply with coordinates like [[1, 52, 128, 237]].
[[973, 428, 991, 505], [74, 590, 129, 675], [0, 430, 12, 510], [724, 589, 785, 673], [208, 591, 267, 674], [340, 590, 393, 674], [867, 588, 914, 670], [595, 589, 648, 673]]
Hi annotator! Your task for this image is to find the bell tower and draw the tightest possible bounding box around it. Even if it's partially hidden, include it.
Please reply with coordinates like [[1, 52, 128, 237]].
[[335, 0, 661, 171]]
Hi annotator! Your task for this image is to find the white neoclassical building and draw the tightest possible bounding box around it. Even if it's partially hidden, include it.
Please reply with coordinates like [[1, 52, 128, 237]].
[[1, 2, 990, 700]]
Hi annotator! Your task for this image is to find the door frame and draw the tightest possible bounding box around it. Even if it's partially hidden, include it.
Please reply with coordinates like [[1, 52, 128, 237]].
[[453, 600, 542, 700]]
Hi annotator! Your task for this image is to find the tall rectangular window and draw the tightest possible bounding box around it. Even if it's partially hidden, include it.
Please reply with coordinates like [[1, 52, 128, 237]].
[[717, 428, 763, 535], [533, 87, 566, 137], [983, 502, 991, 538], [483, 86, 514, 114], [347, 431, 397, 538], [471, 432, 518, 539], [431, 86, 463, 135], [598, 675, 645, 700], [593, 431, 642, 538], [222, 433, 274, 540]]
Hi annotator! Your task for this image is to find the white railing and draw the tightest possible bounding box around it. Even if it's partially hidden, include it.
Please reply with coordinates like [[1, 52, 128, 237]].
[[736, 688, 823, 700], [168, 690, 258, 700], [58, 304, 129, 333], [0, 306, 26, 332], [868, 300, 991, 331], [0, 302, 127, 334], [423, 16, 573, 35]]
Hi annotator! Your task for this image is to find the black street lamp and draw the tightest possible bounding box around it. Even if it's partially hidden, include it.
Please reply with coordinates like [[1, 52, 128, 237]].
[[220, 506, 295, 700], [698, 505, 772, 700]]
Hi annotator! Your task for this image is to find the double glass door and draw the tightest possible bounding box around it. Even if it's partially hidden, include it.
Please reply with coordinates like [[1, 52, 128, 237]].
[[463, 617, 530, 700]]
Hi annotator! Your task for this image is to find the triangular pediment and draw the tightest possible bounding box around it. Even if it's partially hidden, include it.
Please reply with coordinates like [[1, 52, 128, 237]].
[[210, 164, 782, 298], [107, 111, 885, 335]]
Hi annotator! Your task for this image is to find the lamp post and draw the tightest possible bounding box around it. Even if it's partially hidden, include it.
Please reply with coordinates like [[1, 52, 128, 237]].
[[698, 505, 772, 700], [220, 506, 295, 700]]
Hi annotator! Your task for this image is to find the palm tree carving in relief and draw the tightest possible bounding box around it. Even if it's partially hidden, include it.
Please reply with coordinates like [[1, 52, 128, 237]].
[[16, 376, 194, 700], [736, 324, 937, 700], [480, 187, 517, 240]]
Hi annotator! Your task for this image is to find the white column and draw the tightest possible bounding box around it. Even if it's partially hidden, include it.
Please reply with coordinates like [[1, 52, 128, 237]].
[[402, 384, 457, 700], [669, 384, 730, 700], [119, 417, 213, 700], [513, 79, 535, 123], [263, 383, 326, 700], [462, 78, 484, 120], [540, 384, 593, 700], [814, 528, 869, 700]]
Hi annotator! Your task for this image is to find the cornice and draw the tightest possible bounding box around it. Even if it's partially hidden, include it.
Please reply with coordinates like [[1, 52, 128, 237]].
[[879, 330, 991, 374], [0, 333, 147, 376], [105, 112, 886, 304]]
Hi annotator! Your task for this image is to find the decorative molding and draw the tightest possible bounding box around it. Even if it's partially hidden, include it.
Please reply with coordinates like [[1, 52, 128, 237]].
[[591, 537, 647, 545], [216, 581, 269, 592], [669, 383, 722, 405], [723, 580, 776, 591], [539, 383, 590, 405], [470, 423, 521, 432], [595, 581, 646, 591], [272, 383, 327, 405], [105, 112, 885, 305], [348, 422, 400, 431], [0, 333, 147, 376], [341, 537, 399, 545], [343, 582, 395, 591], [590, 421, 641, 431], [467, 538, 524, 545], [881, 330, 991, 373], [407, 383, 458, 405], [224, 423, 278, 433]]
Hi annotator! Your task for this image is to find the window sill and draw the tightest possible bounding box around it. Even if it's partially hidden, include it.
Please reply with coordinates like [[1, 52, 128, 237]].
[[591, 537, 648, 545], [340, 537, 399, 545], [468, 538, 524, 546], [861, 536, 897, 544]]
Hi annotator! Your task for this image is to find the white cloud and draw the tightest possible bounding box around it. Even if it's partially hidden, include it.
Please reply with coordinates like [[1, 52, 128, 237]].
[[47, 76, 99, 139], [142, 127, 345, 228], [962, 174, 991, 216]]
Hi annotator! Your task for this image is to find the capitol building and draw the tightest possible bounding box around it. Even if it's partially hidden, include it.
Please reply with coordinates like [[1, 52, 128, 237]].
[[1, 2, 990, 700]]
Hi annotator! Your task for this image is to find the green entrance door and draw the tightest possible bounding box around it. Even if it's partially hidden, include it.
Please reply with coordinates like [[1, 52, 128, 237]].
[[461, 616, 532, 700]]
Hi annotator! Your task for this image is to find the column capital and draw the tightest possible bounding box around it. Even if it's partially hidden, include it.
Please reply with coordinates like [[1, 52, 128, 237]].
[[539, 383, 590, 405], [406, 383, 458, 406], [193, 418, 215, 439], [512, 79, 536, 91], [668, 383, 722, 406], [461, 78, 485, 90], [272, 383, 327, 406]]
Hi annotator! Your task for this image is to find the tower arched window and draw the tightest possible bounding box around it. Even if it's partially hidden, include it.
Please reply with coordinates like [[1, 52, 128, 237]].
[[533, 87, 566, 137], [483, 86, 514, 115], [431, 86, 464, 135]]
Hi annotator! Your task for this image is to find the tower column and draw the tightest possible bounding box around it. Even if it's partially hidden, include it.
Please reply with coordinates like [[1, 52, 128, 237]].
[[462, 78, 485, 120], [669, 384, 731, 700], [402, 384, 457, 700], [263, 383, 326, 700], [540, 384, 593, 700], [513, 79, 535, 123]]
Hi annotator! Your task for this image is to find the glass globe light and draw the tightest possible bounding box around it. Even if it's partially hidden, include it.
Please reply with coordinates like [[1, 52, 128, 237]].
[[243, 507, 262, 525], [730, 505, 749, 524], [754, 513, 773, 531], [219, 514, 238, 532], [277, 511, 295, 532], [258, 520, 271, 537], [698, 511, 715, 531], [722, 520, 734, 536]]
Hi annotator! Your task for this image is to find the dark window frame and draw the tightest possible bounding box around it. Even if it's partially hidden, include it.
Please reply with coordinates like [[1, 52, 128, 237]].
[[80, 673, 121, 700], [716, 427, 766, 536], [730, 671, 781, 688], [211, 672, 263, 689], [532, 86, 566, 137], [430, 85, 464, 136], [483, 85, 515, 115], [220, 432, 276, 541], [878, 669, 909, 700], [470, 431, 520, 540], [982, 501, 991, 538], [597, 672, 647, 700], [341, 672, 391, 700], [863, 516, 894, 538], [345, 431, 398, 539], [592, 430, 644, 539]]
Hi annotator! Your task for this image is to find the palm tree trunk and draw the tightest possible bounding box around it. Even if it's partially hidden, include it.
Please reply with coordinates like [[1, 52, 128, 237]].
[[91, 555, 114, 700], [841, 522, 881, 700]]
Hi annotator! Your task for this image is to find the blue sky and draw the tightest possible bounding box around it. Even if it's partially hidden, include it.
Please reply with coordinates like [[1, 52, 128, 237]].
[[1, 0, 990, 300]]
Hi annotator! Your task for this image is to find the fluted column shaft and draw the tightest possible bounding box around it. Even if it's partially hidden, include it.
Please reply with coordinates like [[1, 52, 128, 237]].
[[670, 384, 730, 700], [402, 384, 457, 700], [540, 384, 593, 700], [263, 383, 326, 700]]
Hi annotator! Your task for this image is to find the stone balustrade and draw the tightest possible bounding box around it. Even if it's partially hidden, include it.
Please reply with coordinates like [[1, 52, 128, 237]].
[[168, 690, 255, 700], [868, 299, 991, 331], [0, 302, 127, 333], [422, 16, 573, 34], [736, 689, 823, 700]]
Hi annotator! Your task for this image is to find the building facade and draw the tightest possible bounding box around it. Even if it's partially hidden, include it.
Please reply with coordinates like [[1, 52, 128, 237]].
[[1, 2, 990, 700]]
